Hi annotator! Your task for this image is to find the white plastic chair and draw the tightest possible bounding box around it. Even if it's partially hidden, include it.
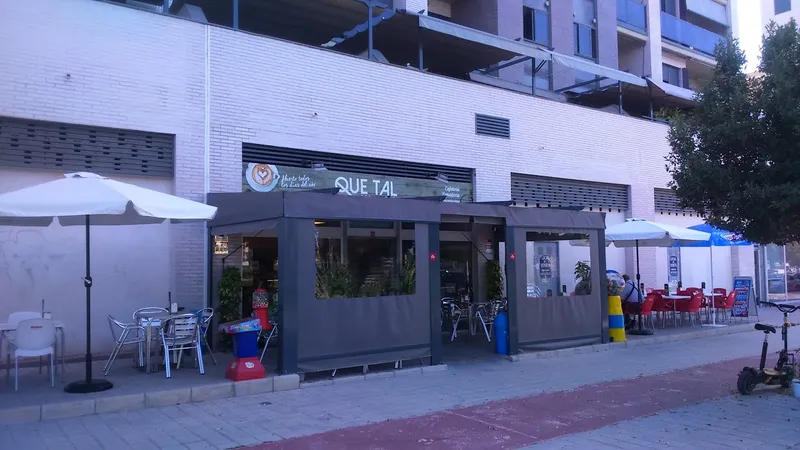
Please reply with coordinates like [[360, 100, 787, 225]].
[[8, 319, 56, 391], [5, 311, 42, 378], [160, 314, 204, 378], [103, 315, 145, 375]]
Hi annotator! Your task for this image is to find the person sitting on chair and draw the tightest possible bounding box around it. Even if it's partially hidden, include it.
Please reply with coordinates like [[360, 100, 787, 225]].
[[621, 274, 644, 330]]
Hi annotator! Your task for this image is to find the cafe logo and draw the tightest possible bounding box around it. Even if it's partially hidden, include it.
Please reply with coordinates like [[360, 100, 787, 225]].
[[245, 163, 280, 192]]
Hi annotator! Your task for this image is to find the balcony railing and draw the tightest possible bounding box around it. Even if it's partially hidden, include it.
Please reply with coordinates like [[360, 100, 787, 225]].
[[660, 12, 725, 57], [617, 0, 647, 33]]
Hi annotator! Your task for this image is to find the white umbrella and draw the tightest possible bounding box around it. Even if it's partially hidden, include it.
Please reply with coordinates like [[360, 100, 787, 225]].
[[0, 172, 217, 393], [605, 218, 710, 335]]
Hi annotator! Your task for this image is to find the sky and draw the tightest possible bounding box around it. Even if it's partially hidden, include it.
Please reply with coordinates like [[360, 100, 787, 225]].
[[737, 1, 762, 72]]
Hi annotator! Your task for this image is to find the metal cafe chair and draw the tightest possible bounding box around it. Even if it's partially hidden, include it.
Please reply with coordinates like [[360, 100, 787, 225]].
[[441, 297, 463, 342], [103, 315, 145, 375], [159, 314, 205, 378], [197, 307, 217, 366], [476, 298, 507, 342]]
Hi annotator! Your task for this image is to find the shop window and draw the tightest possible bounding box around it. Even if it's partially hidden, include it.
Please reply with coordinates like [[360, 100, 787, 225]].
[[525, 232, 593, 297], [315, 220, 416, 299], [775, 0, 791, 15], [574, 24, 597, 59], [523, 6, 550, 46]]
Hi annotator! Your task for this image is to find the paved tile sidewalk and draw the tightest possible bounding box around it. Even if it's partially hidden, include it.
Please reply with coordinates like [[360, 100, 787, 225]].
[[525, 393, 800, 449], [251, 356, 754, 449], [0, 328, 795, 450]]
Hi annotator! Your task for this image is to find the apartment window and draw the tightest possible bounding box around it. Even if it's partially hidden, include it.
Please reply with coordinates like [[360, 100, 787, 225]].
[[775, 0, 791, 15], [661, 0, 677, 16], [662, 63, 681, 86], [523, 6, 550, 45], [574, 24, 597, 59]]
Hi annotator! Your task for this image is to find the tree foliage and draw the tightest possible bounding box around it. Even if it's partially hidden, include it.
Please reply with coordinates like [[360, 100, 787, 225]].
[[666, 20, 800, 244]]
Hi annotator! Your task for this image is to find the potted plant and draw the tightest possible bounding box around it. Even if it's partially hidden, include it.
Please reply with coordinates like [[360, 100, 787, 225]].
[[217, 266, 243, 349], [485, 259, 504, 300], [574, 261, 592, 295], [315, 244, 355, 299]]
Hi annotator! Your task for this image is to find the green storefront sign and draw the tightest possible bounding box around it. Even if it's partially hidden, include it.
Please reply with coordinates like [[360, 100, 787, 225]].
[[242, 163, 473, 203]]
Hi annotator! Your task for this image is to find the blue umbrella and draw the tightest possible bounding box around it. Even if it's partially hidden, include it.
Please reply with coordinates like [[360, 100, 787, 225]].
[[679, 224, 751, 247], [676, 224, 751, 326]]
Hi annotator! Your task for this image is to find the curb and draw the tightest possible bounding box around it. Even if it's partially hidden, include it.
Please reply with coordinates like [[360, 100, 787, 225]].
[[0, 363, 448, 425], [508, 322, 753, 362]]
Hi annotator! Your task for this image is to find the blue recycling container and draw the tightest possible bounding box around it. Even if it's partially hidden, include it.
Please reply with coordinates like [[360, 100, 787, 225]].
[[494, 311, 509, 355]]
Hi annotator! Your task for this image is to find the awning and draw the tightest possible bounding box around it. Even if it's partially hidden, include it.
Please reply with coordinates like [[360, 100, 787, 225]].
[[547, 52, 647, 87], [417, 14, 551, 62], [645, 76, 696, 103]]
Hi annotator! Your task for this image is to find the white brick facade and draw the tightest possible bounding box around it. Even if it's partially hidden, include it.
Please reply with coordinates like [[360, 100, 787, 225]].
[[0, 0, 739, 354]]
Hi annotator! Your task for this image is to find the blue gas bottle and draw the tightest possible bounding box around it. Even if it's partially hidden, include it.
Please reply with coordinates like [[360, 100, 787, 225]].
[[494, 311, 509, 355]]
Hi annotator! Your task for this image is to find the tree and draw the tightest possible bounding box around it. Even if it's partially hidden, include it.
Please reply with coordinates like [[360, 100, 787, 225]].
[[666, 20, 800, 245]]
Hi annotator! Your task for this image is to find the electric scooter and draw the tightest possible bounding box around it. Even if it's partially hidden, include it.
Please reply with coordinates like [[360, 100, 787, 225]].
[[737, 300, 800, 395]]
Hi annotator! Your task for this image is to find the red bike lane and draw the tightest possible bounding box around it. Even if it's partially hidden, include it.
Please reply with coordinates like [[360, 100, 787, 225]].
[[249, 356, 757, 450]]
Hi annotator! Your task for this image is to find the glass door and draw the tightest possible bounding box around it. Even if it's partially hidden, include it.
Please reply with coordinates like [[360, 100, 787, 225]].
[[765, 244, 787, 299]]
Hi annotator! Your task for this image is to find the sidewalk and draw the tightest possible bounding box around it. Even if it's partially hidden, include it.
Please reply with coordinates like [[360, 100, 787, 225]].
[[251, 356, 755, 449], [524, 393, 800, 449], [0, 325, 794, 450]]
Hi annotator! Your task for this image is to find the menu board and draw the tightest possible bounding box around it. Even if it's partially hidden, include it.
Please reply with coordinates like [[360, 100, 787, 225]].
[[732, 276, 753, 318]]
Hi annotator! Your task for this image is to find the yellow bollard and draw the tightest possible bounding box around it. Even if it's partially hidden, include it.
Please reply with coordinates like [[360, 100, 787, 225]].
[[608, 295, 627, 342]]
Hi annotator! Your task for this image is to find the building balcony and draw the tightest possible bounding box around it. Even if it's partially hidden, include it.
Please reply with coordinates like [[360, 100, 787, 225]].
[[617, 0, 647, 34], [660, 12, 725, 57]]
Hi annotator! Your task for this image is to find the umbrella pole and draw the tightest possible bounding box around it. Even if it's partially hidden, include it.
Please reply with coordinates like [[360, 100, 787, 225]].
[[629, 240, 653, 335], [64, 216, 113, 394]]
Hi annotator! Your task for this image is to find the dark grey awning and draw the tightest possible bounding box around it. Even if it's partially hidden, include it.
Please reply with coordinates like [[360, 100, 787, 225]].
[[207, 191, 606, 235]]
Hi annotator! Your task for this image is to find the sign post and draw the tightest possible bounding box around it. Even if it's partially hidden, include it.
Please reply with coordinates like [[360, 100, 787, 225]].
[[732, 276, 756, 321]]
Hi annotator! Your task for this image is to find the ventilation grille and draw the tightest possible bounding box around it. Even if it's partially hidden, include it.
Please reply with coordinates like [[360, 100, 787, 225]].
[[242, 144, 473, 184], [511, 174, 628, 209], [654, 188, 694, 213], [0, 117, 174, 178], [475, 114, 511, 138]]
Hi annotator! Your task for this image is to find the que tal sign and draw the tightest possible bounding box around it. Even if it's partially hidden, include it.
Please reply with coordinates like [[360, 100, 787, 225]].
[[243, 162, 473, 203], [334, 176, 396, 197]]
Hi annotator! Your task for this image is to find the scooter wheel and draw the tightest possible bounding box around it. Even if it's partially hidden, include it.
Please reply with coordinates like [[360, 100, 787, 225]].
[[737, 368, 758, 395], [780, 368, 795, 389]]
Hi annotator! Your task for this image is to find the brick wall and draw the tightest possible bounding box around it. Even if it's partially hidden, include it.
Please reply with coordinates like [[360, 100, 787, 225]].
[[0, 0, 209, 314], [2, 0, 682, 313]]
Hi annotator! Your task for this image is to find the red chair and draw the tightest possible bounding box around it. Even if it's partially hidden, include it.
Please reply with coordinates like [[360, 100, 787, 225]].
[[722, 290, 738, 322], [640, 294, 656, 331], [712, 291, 729, 322], [713, 287, 727, 297], [675, 291, 704, 326], [650, 293, 671, 328]]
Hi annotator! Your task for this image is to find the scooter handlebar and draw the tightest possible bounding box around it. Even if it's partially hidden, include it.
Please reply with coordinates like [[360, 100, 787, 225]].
[[758, 300, 800, 314]]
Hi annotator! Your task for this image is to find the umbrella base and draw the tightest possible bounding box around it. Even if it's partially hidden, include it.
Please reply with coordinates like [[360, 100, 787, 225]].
[[64, 379, 113, 394], [627, 329, 654, 336]]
